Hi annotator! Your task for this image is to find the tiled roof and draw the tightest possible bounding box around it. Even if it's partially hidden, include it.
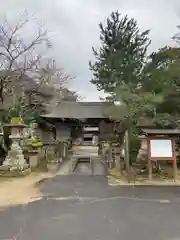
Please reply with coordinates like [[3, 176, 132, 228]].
[[42, 101, 111, 119]]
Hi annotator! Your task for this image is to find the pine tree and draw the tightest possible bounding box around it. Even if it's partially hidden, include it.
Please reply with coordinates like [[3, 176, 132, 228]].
[[89, 11, 150, 93]]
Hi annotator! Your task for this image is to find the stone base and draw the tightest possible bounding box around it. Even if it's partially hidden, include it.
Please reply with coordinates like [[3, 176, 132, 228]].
[[29, 155, 39, 167], [28, 151, 40, 168], [0, 166, 31, 177], [47, 162, 59, 172]]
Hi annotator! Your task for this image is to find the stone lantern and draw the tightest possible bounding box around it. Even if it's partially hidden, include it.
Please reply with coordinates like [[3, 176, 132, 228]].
[[1, 118, 29, 171]]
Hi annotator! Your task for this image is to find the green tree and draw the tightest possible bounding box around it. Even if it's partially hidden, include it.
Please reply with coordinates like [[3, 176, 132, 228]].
[[89, 11, 162, 177], [61, 88, 80, 101], [90, 10, 162, 132], [90, 11, 180, 178], [142, 46, 180, 127], [6, 95, 46, 124], [106, 46, 180, 127], [143, 47, 180, 93], [89, 11, 150, 93]]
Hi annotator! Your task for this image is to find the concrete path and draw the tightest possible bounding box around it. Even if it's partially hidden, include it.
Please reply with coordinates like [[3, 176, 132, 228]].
[[56, 159, 72, 175], [1, 174, 180, 240], [71, 146, 107, 175]]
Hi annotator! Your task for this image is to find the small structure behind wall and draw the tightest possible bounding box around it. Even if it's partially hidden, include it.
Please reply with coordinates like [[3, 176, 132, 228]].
[[55, 122, 71, 142]]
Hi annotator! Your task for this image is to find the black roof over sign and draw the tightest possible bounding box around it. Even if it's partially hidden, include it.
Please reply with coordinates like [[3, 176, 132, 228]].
[[142, 128, 180, 135]]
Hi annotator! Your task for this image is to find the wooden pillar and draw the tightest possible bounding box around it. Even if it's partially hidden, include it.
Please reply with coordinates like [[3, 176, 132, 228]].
[[124, 130, 130, 181], [147, 138, 152, 181], [172, 139, 177, 181]]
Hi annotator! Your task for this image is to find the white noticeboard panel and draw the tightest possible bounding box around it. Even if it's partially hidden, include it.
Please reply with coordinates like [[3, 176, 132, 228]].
[[150, 139, 173, 158]]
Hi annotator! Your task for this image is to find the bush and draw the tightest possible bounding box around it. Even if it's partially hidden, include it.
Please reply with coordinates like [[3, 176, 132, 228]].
[[28, 138, 41, 148], [10, 117, 22, 125]]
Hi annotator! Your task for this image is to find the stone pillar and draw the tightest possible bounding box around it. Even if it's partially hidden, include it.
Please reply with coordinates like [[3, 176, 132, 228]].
[[136, 135, 148, 166], [28, 150, 39, 168], [30, 122, 38, 139]]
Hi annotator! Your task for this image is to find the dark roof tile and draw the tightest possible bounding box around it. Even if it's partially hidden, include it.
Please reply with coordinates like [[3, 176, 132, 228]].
[[142, 128, 180, 135], [42, 101, 111, 119]]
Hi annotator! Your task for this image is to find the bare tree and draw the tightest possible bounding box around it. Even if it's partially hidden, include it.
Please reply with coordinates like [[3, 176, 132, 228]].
[[0, 11, 51, 102], [173, 25, 180, 44], [36, 59, 74, 86], [12, 58, 79, 123], [34, 59, 79, 105]]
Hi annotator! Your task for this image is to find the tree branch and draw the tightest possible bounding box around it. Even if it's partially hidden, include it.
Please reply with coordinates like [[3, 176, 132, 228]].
[[0, 12, 50, 102]]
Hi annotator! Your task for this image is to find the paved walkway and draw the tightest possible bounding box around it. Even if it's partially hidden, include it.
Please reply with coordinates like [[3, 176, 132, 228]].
[[70, 146, 107, 175], [56, 159, 72, 175], [0, 147, 180, 240], [1, 174, 180, 240]]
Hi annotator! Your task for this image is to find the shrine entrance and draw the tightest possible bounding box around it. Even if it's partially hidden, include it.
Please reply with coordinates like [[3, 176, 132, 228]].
[[41, 101, 114, 176]]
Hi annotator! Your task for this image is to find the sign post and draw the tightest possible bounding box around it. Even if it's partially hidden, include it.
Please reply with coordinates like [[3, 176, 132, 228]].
[[147, 137, 177, 181]]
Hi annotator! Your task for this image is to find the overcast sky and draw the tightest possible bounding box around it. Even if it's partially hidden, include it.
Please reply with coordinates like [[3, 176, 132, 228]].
[[1, 0, 180, 101]]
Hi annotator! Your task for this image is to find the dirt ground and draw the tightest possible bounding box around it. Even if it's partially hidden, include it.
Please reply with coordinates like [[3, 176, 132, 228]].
[[0, 173, 53, 209], [0, 159, 73, 209], [108, 168, 180, 186]]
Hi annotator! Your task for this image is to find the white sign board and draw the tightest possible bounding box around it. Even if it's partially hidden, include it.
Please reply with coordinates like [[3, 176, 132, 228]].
[[83, 127, 99, 132], [150, 139, 173, 158]]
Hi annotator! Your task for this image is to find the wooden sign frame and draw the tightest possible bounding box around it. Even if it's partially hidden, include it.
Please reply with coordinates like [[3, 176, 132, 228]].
[[147, 136, 177, 180]]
